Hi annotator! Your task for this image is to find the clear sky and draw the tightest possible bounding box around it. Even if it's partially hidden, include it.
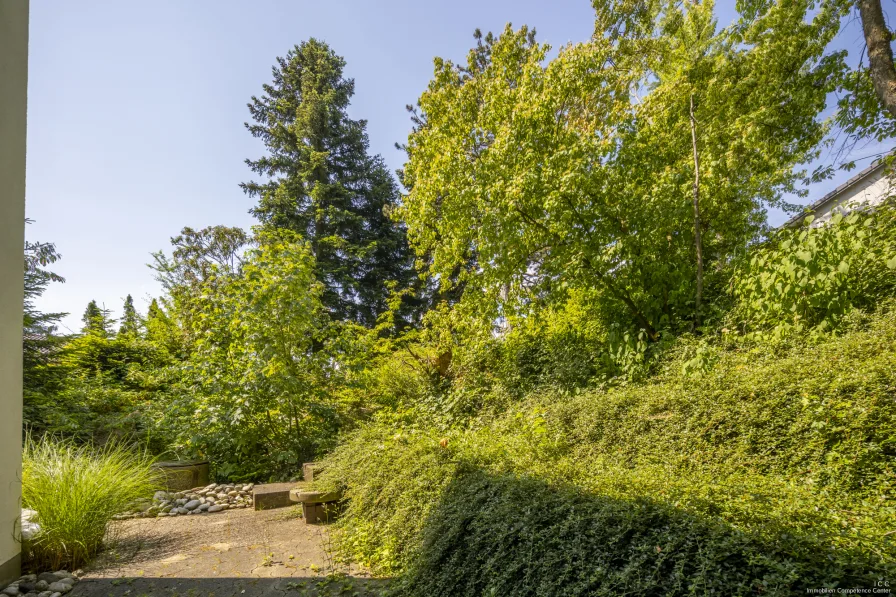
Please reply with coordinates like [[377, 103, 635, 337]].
[[24, 0, 890, 332]]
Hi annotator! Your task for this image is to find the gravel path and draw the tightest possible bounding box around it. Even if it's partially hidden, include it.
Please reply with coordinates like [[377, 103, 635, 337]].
[[68, 506, 390, 597]]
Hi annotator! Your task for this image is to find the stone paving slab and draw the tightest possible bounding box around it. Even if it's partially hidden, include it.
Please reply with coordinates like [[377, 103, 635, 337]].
[[69, 505, 390, 597]]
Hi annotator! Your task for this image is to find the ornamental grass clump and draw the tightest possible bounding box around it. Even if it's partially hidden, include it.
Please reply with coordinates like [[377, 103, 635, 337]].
[[22, 436, 160, 570]]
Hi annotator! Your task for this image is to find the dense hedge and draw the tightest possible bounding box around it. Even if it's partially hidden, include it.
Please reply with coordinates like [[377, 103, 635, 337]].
[[319, 306, 896, 595]]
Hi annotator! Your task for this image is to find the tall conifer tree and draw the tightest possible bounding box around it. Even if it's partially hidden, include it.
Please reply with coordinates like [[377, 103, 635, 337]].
[[119, 294, 141, 338], [241, 39, 415, 327], [81, 300, 114, 338]]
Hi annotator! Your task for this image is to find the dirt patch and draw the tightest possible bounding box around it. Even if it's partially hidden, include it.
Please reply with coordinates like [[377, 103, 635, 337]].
[[70, 506, 390, 596]]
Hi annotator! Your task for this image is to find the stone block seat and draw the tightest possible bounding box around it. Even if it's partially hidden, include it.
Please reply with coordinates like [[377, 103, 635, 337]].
[[289, 488, 344, 523], [252, 482, 297, 511], [302, 462, 320, 482]]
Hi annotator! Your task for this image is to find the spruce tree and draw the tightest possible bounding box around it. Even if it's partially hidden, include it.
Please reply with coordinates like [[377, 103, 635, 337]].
[[145, 298, 183, 357], [81, 300, 114, 337], [241, 39, 415, 327], [119, 294, 141, 338]]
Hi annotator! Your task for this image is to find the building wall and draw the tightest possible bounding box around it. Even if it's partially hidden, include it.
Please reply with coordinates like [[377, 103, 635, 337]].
[[0, 0, 28, 584], [810, 164, 893, 227]]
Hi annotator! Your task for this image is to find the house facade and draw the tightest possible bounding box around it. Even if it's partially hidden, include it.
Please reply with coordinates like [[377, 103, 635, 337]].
[[0, 0, 28, 584], [785, 157, 894, 228]]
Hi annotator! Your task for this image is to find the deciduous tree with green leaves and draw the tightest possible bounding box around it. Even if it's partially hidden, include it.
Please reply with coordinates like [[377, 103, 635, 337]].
[[400, 1, 846, 364], [171, 229, 352, 477]]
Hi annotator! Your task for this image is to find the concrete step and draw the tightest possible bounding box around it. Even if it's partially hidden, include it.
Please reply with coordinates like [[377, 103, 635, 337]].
[[252, 482, 301, 510]]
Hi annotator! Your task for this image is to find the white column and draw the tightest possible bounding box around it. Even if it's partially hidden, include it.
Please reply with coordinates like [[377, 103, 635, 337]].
[[0, 0, 29, 584]]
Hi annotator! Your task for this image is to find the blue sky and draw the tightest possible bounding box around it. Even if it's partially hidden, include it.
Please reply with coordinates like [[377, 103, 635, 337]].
[[25, 0, 889, 332]]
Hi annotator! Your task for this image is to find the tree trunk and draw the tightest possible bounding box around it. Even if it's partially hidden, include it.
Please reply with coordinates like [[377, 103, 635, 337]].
[[689, 94, 704, 329], [857, 0, 896, 119], [511, 204, 660, 341], [582, 255, 660, 341]]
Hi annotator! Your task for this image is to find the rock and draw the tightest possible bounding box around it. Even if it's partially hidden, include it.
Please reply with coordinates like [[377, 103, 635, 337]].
[[206, 497, 216, 505], [36, 574, 59, 585], [184, 500, 201, 510], [153, 491, 169, 501], [17, 577, 35, 584], [21, 509, 41, 541], [17, 584, 34, 593], [37, 592, 51, 597], [46, 585, 69, 595], [2, 586, 20, 596], [198, 503, 210, 511], [207, 504, 229, 513], [33, 583, 47, 592], [49, 593, 61, 597], [55, 581, 73, 588]]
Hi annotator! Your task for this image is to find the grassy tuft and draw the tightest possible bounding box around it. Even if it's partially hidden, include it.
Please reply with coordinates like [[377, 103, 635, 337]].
[[21, 435, 160, 570]]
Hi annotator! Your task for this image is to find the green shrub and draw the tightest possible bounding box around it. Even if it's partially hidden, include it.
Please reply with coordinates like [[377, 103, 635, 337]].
[[403, 469, 881, 596], [153, 231, 349, 480], [319, 305, 896, 594], [22, 436, 160, 570], [730, 202, 896, 340]]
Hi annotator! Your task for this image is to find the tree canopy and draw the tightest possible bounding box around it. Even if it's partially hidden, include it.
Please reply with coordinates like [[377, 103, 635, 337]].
[[241, 39, 416, 327], [400, 1, 847, 348]]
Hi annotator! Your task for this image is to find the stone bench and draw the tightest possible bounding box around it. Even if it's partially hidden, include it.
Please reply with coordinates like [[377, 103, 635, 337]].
[[302, 461, 322, 482], [252, 482, 297, 510], [289, 489, 343, 523]]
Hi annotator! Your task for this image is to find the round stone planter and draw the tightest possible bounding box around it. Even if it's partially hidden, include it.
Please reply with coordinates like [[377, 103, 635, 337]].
[[152, 459, 210, 491]]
